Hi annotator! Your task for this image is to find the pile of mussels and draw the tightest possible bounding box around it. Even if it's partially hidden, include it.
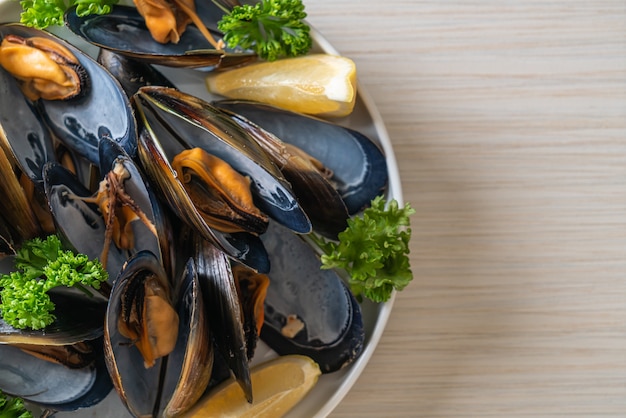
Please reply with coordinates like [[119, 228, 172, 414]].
[[0, 3, 388, 417]]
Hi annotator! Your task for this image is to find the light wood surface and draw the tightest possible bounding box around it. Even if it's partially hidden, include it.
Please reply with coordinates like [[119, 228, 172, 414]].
[[304, 1, 626, 417]]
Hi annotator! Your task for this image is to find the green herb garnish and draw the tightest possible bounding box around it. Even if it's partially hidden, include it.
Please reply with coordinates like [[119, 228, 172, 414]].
[[0, 389, 34, 418], [217, 0, 312, 61], [310, 196, 415, 303], [18, 0, 117, 29], [0, 235, 108, 330]]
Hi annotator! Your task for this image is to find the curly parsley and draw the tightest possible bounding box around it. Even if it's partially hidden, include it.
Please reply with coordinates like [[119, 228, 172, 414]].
[[0, 389, 33, 418], [0, 235, 108, 330], [218, 0, 312, 61], [310, 196, 415, 303]]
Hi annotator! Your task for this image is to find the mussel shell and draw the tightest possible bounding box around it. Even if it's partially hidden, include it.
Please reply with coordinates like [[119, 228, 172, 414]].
[[0, 64, 55, 185], [0, 23, 137, 165], [260, 221, 365, 373], [223, 109, 350, 239], [0, 287, 107, 346], [104, 251, 213, 417], [214, 100, 389, 214], [194, 235, 252, 403], [43, 161, 127, 278], [98, 137, 173, 278], [0, 338, 112, 411], [135, 86, 311, 234], [65, 5, 257, 70], [97, 49, 176, 97]]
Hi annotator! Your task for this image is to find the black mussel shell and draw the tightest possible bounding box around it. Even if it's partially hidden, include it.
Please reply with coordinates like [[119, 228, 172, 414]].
[[213, 100, 389, 214], [97, 49, 177, 97], [65, 5, 256, 70], [0, 337, 112, 411], [260, 221, 365, 373], [0, 23, 137, 166]]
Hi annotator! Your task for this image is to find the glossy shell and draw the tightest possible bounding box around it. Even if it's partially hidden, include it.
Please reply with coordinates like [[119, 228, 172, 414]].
[[136, 86, 311, 234], [65, 5, 257, 69], [214, 100, 389, 214], [104, 251, 213, 417], [0, 23, 137, 165], [0, 339, 112, 411], [260, 221, 365, 373], [222, 109, 350, 239]]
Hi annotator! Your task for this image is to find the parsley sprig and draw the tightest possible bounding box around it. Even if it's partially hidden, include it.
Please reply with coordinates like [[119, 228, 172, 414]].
[[218, 0, 312, 61], [18, 0, 117, 29], [0, 235, 108, 330], [310, 196, 415, 303], [0, 389, 33, 418]]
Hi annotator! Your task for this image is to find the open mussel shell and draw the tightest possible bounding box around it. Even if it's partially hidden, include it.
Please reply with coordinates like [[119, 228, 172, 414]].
[[0, 23, 137, 166], [98, 137, 174, 277], [222, 109, 350, 239], [135, 86, 311, 234], [43, 161, 127, 278], [104, 251, 213, 417], [214, 100, 389, 214], [260, 221, 365, 373], [0, 337, 113, 412], [0, 55, 55, 186], [65, 5, 257, 70]]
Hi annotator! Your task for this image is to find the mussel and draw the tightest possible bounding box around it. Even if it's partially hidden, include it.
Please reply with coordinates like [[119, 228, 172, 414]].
[[133, 86, 315, 272], [44, 137, 171, 280], [260, 221, 365, 373], [0, 258, 112, 412], [0, 23, 137, 166], [65, 5, 256, 69], [0, 33, 87, 101], [0, 340, 113, 412], [104, 250, 213, 417], [214, 100, 389, 214], [220, 108, 351, 239]]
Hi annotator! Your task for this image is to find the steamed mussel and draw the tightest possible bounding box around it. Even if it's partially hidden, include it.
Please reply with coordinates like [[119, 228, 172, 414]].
[[0, 23, 137, 167], [0, 33, 87, 101], [104, 251, 213, 417], [65, 4, 256, 69]]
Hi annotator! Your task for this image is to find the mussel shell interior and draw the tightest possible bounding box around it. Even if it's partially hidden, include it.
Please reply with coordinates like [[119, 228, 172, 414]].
[[104, 251, 212, 417], [65, 5, 257, 69], [260, 221, 365, 373], [43, 162, 127, 279], [0, 340, 112, 410], [0, 65, 55, 185], [0, 24, 137, 165], [136, 87, 311, 234], [214, 100, 389, 214]]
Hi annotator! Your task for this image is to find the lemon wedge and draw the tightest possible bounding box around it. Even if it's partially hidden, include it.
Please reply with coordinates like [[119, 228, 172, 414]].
[[206, 54, 357, 117], [185, 355, 321, 418]]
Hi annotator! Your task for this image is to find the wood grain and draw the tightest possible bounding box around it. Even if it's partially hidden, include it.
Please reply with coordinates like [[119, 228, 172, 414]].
[[304, 1, 626, 416]]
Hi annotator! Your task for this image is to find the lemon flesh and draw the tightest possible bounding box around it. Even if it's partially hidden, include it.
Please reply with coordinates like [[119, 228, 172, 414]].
[[206, 54, 357, 118], [185, 355, 321, 418]]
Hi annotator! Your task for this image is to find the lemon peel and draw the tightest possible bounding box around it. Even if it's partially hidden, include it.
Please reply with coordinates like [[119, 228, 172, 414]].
[[206, 54, 357, 117], [185, 354, 321, 418]]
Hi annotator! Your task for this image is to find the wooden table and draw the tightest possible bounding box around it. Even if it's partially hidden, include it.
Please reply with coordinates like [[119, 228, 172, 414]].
[[304, 1, 626, 416]]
